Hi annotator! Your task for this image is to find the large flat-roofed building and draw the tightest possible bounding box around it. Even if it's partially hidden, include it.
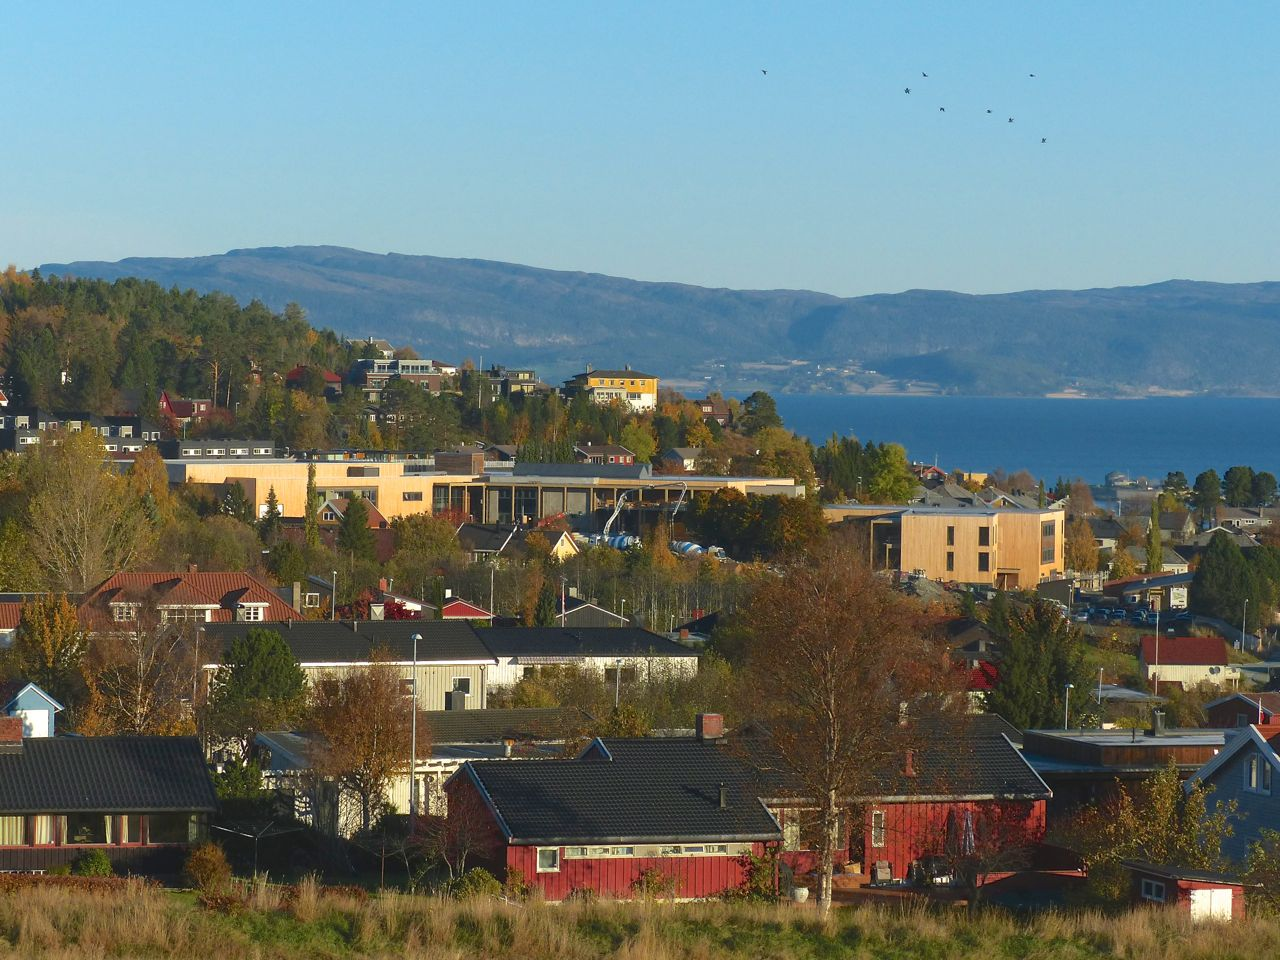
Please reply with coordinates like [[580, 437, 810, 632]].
[[827, 503, 1064, 589], [165, 457, 802, 531]]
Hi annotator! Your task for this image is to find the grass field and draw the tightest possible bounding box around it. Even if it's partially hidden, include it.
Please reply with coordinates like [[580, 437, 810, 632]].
[[0, 878, 1278, 959]]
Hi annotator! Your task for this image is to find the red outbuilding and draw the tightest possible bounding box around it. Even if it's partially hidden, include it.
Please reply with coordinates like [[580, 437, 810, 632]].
[[1124, 861, 1251, 921]]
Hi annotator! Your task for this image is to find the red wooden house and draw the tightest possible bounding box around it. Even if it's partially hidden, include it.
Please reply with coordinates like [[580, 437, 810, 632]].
[[761, 715, 1050, 882], [1205, 692, 1280, 729], [444, 728, 782, 901]]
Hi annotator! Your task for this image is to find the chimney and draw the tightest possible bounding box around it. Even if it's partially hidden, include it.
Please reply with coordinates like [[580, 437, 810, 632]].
[[904, 749, 917, 778], [378, 577, 389, 594], [503, 737, 516, 758], [719, 782, 727, 809], [1149, 710, 1167, 737], [696, 713, 724, 741], [291, 581, 302, 612], [187, 563, 198, 574], [0, 715, 23, 748], [444, 588, 453, 599], [679, 628, 690, 640]]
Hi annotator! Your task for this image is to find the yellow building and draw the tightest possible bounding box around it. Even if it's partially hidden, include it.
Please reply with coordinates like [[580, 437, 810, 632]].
[[563, 367, 659, 412], [166, 457, 802, 529], [826, 504, 1064, 589]]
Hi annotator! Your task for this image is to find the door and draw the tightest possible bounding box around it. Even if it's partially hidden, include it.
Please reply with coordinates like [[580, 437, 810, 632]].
[[1189, 888, 1232, 921]]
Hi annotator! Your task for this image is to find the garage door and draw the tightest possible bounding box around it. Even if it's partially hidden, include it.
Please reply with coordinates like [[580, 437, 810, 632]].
[[1189, 888, 1232, 921]]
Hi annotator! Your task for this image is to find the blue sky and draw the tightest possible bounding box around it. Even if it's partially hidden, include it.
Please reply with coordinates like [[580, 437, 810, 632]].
[[3, 2, 1277, 296]]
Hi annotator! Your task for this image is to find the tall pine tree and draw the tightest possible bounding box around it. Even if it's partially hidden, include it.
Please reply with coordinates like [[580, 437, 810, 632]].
[[1146, 500, 1163, 574], [304, 462, 320, 549]]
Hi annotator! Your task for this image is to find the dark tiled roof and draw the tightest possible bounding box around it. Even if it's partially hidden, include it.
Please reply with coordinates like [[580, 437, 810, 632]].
[[456, 523, 519, 554], [204, 620, 494, 665], [0, 736, 217, 814], [479, 627, 696, 660], [510, 462, 650, 480], [425, 707, 584, 744], [464, 738, 780, 844]]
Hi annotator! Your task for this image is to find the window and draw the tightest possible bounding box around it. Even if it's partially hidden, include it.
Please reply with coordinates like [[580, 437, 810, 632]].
[[239, 606, 263, 622], [31, 816, 56, 845], [1140, 878, 1166, 903], [978, 527, 991, 547], [112, 603, 138, 622], [946, 551, 954, 573], [401, 677, 416, 696], [304, 593, 321, 608], [403, 491, 424, 502], [946, 525, 955, 546], [65, 813, 111, 845], [148, 813, 195, 844], [161, 608, 205, 624], [121, 815, 143, 845], [871, 810, 886, 847], [536, 847, 560, 872], [605, 666, 639, 686], [452, 677, 472, 696], [978, 552, 990, 573], [1246, 753, 1273, 794], [0, 816, 24, 846], [1041, 520, 1057, 564]]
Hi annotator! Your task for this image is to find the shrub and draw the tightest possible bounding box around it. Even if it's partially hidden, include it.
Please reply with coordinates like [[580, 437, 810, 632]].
[[70, 849, 113, 877], [503, 866, 532, 901], [184, 842, 232, 894], [632, 866, 677, 900], [448, 867, 502, 899], [726, 850, 779, 902]]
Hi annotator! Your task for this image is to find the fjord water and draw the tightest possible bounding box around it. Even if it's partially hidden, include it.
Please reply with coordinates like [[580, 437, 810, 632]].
[[773, 395, 1280, 484]]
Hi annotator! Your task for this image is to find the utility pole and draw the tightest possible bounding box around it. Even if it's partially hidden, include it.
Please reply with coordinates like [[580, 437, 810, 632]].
[[1063, 683, 1074, 730]]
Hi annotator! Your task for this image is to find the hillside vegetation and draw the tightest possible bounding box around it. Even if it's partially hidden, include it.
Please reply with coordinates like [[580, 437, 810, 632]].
[[0, 879, 1277, 960], [38, 246, 1280, 396]]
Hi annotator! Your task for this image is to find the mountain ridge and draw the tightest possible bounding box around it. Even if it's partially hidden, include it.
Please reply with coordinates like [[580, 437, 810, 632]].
[[38, 246, 1280, 398]]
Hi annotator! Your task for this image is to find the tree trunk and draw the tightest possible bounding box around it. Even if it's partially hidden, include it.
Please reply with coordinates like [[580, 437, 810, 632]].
[[817, 788, 838, 917]]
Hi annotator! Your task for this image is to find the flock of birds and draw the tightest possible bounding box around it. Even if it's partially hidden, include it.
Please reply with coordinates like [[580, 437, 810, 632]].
[[762, 68, 1048, 144]]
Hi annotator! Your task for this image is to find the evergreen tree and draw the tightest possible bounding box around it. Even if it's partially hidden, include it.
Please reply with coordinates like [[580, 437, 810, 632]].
[[1223, 465, 1256, 508], [1253, 471, 1278, 507], [304, 462, 320, 549], [258, 486, 282, 544], [207, 628, 308, 761], [1037, 480, 1046, 508], [1191, 530, 1258, 630], [1191, 469, 1222, 524], [337, 496, 377, 562], [1162, 471, 1189, 500], [1146, 500, 1163, 574], [533, 582, 558, 626], [988, 601, 1091, 729], [867, 443, 916, 504], [986, 589, 1012, 641]]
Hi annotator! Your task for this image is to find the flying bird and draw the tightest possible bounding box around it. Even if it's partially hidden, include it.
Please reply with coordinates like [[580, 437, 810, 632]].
[[922, 72, 928, 77], [1029, 73, 1036, 78], [1008, 117, 1014, 123], [986, 109, 992, 114], [939, 106, 945, 112], [1041, 138, 1047, 143], [761, 69, 767, 75], [904, 87, 910, 94]]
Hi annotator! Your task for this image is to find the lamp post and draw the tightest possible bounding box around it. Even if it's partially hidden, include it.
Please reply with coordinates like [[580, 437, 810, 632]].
[[1063, 683, 1074, 730], [1097, 667, 1104, 725], [1242, 598, 1250, 652], [331, 570, 338, 621], [614, 658, 624, 710], [409, 632, 421, 824], [620, 598, 627, 625]]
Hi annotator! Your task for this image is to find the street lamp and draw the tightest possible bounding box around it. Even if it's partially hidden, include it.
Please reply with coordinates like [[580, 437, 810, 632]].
[[409, 633, 421, 824], [614, 658, 624, 710], [620, 598, 627, 625], [1242, 598, 1250, 652], [331, 569, 338, 621], [1097, 667, 1104, 725], [1063, 683, 1074, 730]]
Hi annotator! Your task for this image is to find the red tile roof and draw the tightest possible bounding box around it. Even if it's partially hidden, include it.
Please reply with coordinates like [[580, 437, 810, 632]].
[[1139, 635, 1228, 667], [442, 598, 493, 620], [285, 365, 342, 384], [968, 660, 999, 692], [0, 602, 22, 631], [80, 572, 300, 625]]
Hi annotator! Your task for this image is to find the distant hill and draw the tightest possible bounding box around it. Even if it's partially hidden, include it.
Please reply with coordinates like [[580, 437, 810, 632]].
[[38, 246, 1280, 397]]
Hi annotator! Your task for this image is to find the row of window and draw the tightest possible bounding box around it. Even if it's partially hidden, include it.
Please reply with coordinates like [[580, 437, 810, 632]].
[[0, 813, 199, 847], [943, 552, 990, 573], [1140, 878, 1166, 903], [944, 526, 992, 547], [536, 842, 750, 872]]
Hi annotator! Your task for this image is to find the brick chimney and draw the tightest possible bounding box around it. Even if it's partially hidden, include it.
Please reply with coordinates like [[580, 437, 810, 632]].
[[696, 713, 724, 741], [0, 715, 24, 746], [903, 749, 916, 778], [187, 563, 198, 574]]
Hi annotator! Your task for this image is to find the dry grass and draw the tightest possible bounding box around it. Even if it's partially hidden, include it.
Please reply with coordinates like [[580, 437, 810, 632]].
[[1, 880, 1280, 959]]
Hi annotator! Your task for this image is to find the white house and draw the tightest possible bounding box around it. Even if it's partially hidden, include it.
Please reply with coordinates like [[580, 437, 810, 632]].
[[479, 627, 699, 692]]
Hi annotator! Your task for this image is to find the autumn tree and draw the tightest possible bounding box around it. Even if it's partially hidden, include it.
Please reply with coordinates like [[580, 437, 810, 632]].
[[207, 628, 309, 761], [1051, 761, 1235, 899], [1067, 479, 1096, 515], [1108, 548, 1138, 581], [1064, 518, 1099, 573], [88, 598, 195, 735], [0, 595, 89, 710], [736, 543, 960, 916], [24, 429, 152, 591], [309, 652, 430, 832]]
